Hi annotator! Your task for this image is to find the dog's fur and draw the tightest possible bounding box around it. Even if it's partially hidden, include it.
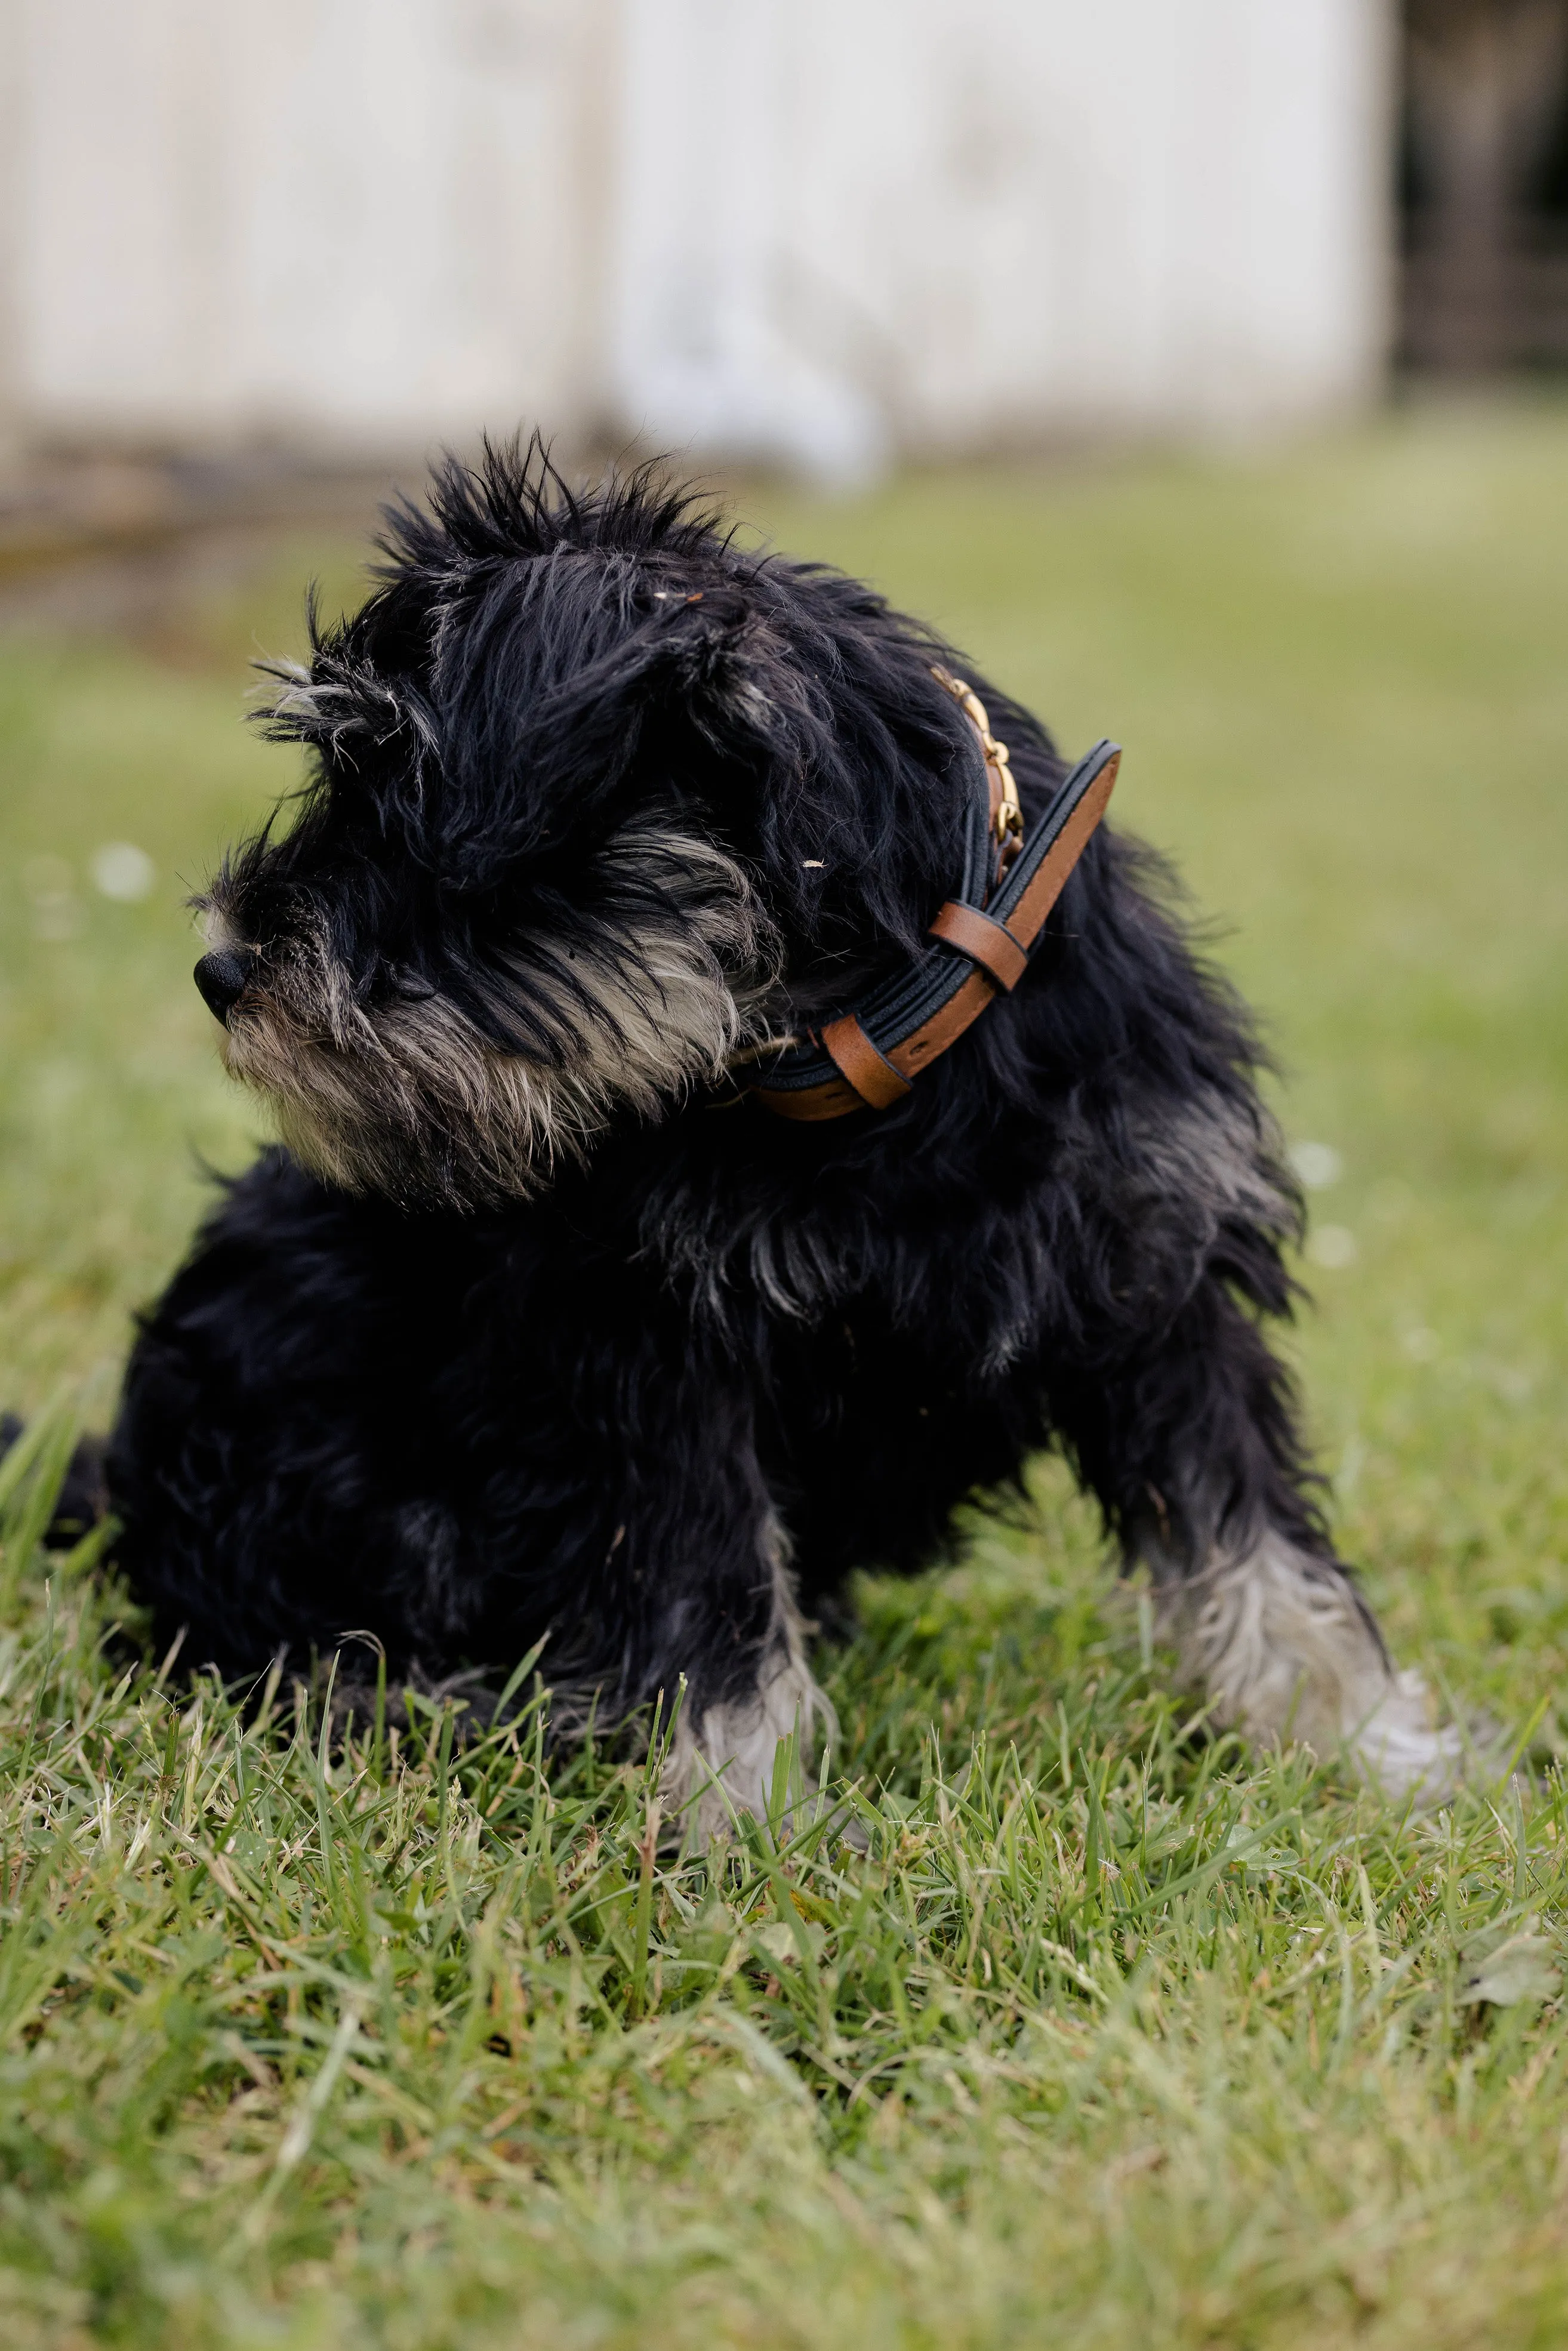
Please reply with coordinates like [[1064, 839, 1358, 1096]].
[[104, 440, 1461, 1826]]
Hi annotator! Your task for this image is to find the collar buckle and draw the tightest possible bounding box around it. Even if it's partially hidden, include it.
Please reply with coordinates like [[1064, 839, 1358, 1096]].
[[932, 667, 1023, 860]]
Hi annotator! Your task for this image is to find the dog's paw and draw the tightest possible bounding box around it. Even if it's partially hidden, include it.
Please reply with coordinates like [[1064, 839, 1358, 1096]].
[[1347, 1668, 1492, 1807], [663, 1651, 837, 1850]]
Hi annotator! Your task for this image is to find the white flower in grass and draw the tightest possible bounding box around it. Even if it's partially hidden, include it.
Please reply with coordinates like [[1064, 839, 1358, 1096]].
[[91, 842, 156, 901], [1290, 1140, 1343, 1190]]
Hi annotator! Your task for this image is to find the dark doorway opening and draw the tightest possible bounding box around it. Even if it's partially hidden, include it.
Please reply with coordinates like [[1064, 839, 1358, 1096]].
[[1401, 0, 1568, 372]]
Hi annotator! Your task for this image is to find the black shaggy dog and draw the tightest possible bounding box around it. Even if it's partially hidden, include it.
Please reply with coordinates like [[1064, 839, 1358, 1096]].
[[106, 440, 1458, 1831]]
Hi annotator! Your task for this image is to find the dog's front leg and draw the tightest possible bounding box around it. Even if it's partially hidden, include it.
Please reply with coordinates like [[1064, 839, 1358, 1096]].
[[1051, 1273, 1466, 1800], [660, 1506, 835, 1847], [565, 1377, 831, 1848]]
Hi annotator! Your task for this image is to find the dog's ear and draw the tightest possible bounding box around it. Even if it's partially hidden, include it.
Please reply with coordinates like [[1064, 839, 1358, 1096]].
[[254, 584, 441, 815], [657, 581, 820, 755], [423, 563, 825, 890], [656, 575, 974, 959]]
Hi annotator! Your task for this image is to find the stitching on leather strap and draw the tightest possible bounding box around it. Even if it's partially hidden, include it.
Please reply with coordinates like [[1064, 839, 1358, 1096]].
[[746, 1074, 862, 1121], [820, 1015, 913, 1108], [1003, 756, 1118, 950], [927, 901, 1028, 991]]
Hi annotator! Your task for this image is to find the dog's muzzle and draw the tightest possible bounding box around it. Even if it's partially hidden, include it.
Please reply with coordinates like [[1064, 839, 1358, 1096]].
[[194, 947, 255, 1026]]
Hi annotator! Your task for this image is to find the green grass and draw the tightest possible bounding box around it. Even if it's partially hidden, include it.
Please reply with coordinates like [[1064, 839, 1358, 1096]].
[[2, 400, 1567, 2346]]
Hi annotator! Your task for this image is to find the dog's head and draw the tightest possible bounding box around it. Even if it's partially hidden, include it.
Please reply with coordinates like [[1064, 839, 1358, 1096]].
[[196, 439, 1011, 1207]]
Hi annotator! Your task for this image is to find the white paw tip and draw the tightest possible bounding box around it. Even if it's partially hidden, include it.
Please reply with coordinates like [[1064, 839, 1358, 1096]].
[[1348, 1671, 1483, 1803]]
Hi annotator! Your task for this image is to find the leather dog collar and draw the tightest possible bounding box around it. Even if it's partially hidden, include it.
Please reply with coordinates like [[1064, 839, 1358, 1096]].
[[747, 672, 1120, 1121]]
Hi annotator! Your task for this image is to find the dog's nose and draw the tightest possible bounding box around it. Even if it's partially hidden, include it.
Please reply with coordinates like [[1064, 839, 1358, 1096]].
[[193, 948, 254, 1025]]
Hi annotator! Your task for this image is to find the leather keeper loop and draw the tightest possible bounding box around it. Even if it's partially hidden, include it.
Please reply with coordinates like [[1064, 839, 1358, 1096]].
[[820, 1014, 913, 1108], [928, 900, 1028, 991]]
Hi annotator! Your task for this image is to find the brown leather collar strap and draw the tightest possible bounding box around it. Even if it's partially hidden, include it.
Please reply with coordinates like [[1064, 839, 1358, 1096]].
[[750, 714, 1120, 1120]]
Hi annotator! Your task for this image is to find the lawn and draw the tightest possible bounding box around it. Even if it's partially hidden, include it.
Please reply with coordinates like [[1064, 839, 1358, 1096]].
[[1, 400, 1566, 2349]]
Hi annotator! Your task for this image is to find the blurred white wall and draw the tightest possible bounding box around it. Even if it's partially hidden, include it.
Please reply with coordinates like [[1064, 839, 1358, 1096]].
[[5, 0, 614, 451], [0, 0, 1393, 472]]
